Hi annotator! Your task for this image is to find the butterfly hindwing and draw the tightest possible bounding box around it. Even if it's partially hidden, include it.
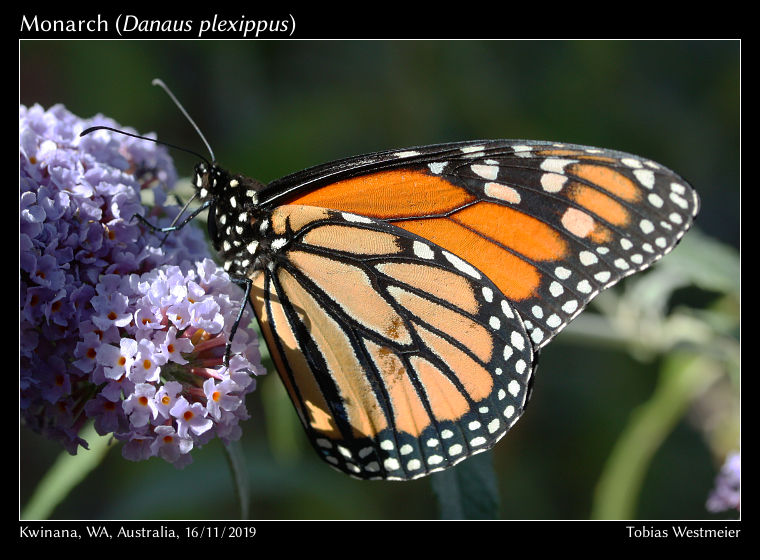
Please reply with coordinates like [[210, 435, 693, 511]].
[[269, 140, 699, 349], [249, 205, 534, 480]]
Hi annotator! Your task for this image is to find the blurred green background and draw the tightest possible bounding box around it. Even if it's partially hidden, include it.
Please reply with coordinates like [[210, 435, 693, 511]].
[[19, 40, 739, 520]]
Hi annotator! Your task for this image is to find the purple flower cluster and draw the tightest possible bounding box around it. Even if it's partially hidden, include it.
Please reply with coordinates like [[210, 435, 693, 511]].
[[706, 452, 741, 513], [20, 104, 264, 468]]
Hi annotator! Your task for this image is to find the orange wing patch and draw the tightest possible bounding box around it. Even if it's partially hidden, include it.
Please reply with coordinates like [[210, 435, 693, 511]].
[[250, 271, 340, 438], [569, 164, 641, 202], [567, 182, 630, 226], [452, 202, 568, 261], [285, 170, 573, 303], [287, 169, 476, 219], [270, 205, 331, 235], [287, 250, 412, 344], [388, 286, 493, 364], [364, 340, 431, 437], [411, 322, 493, 402], [409, 356, 471, 421], [375, 262, 480, 315], [302, 224, 403, 255], [400, 217, 542, 301], [277, 267, 388, 439]]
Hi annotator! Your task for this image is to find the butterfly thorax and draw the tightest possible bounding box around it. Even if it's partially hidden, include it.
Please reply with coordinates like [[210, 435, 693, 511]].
[[191, 162, 273, 277]]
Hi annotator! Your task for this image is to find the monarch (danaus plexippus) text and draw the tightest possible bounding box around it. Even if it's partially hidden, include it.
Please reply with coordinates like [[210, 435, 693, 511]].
[[84, 85, 699, 481]]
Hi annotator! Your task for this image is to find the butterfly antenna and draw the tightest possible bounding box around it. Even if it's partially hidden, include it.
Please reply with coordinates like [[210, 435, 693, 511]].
[[79, 126, 211, 167], [152, 78, 216, 162]]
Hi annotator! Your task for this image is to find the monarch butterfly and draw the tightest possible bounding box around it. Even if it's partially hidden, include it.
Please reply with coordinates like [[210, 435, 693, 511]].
[[83, 84, 699, 481]]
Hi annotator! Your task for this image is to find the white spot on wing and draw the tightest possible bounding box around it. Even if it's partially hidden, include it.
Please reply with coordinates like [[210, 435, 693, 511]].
[[485, 182, 521, 203], [512, 145, 533, 157], [471, 164, 499, 180], [670, 192, 688, 209], [541, 172, 567, 193], [461, 145, 485, 154], [579, 251, 598, 266], [594, 271, 611, 283], [442, 251, 481, 279], [413, 240, 435, 259], [634, 169, 655, 189], [577, 279, 593, 293], [562, 300, 578, 314], [640, 219, 655, 234], [342, 212, 374, 224], [549, 281, 564, 297], [540, 158, 577, 173], [510, 331, 525, 351], [407, 459, 421, 470], [428, 162, 446, 174], [508, 380, 520, 397], [271, 238, 288, 251], [383, 458, 400, 470], [555, 266, 571, 280], [394, 150, 420, 158]]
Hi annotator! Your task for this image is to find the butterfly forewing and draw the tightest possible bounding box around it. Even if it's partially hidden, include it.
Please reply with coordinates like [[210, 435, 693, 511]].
[[271, 140, 700, 349], [249, 205, 533, 479]]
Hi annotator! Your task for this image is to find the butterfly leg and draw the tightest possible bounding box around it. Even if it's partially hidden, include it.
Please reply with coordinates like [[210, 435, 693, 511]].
[[224, 275, 253, 367], [132, 199, 213, 234]]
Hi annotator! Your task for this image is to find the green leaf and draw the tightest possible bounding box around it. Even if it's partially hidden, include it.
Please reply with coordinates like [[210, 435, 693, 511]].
[[591, 352, 723, 519], [21, 422, 112, 520], [430, 451, 500, 519], [656, 229, 739, 295]]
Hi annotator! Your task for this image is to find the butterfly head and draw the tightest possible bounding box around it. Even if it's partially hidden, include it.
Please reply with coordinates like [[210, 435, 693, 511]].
[[193, 161, 230, 203], [192, 161, 266, 205]]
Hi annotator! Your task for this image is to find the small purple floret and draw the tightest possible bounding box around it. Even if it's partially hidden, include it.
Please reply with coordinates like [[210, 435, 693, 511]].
[[20, 104, 264, 468]]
